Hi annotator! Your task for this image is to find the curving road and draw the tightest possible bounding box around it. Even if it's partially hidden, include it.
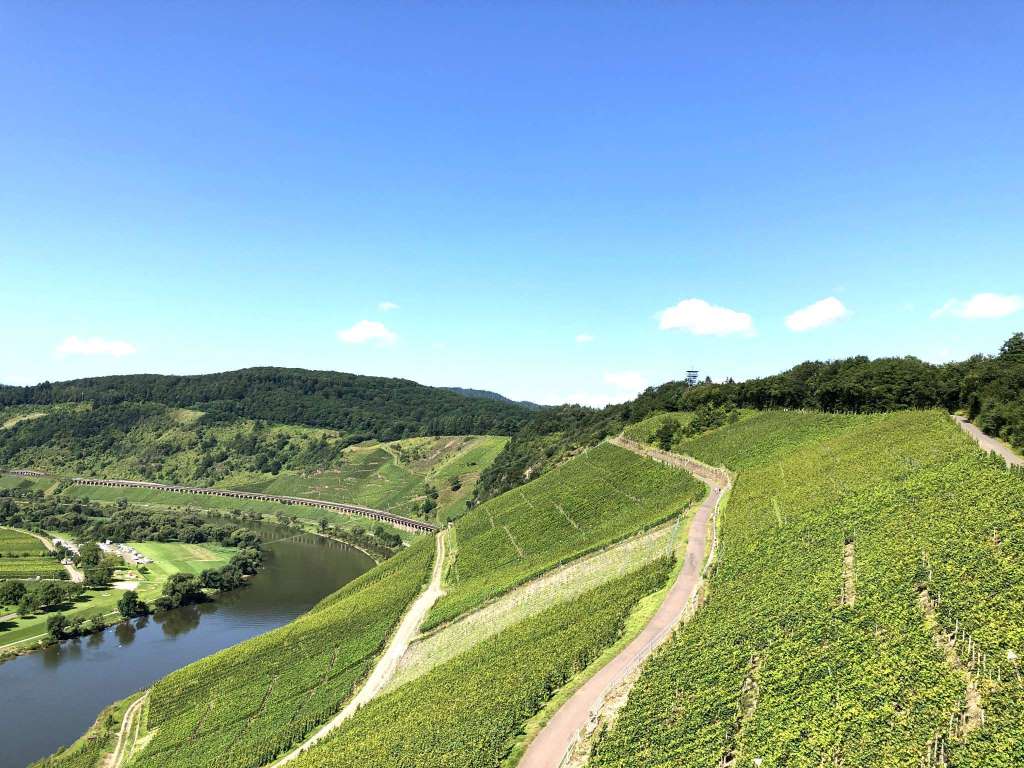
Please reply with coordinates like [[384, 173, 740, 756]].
[[518, 437, 730, 768], [954, 415, 1024, 468]]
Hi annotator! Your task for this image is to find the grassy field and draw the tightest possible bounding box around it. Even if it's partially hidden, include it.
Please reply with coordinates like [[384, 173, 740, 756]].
[[289, 561, 672, 768], [389, 517, 683, 692], [0, 528, 64, 579], [130, 542, 235, 579], [0, 474, 57, 494]]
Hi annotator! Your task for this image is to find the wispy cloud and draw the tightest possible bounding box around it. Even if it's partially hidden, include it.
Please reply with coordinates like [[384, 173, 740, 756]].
[[785, 297, 848, 332], [55, 335, 137, 358], [337, 320, 397, 345], [575, 333, 594, 343], [564, 370, 649, 409], [931, 293, 1023, 320], [658, 298, 754, 336], [378, 301, 399, 311]]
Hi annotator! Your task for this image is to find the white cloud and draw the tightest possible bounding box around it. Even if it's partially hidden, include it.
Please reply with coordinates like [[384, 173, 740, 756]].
[[378, 301, 399, 311], [931, 293, 1023, 320], [562, 370, 649, 409], [658, 298, 754, 336], [604, 370, 648, 392], [575, 334, 594, 343], [785, 297, 849, 332], [337, 320, 397, 345], [56, 335, 137, 358]]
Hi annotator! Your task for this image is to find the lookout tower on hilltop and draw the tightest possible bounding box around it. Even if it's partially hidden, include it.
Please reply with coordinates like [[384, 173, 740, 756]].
[[685, 370, 700, 386]]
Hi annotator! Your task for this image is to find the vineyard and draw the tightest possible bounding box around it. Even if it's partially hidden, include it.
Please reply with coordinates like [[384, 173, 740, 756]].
[[0, 528, 63, 579], [118, 537, 435, 768], [0, 527, 49, 556], [389, 518, 681, 692], [424, 441, 705, 629], [288, 559, 673, 768], [590, 410, 1024, 768]]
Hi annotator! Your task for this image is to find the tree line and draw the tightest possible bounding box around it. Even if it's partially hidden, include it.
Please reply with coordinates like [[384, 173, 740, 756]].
[[475, 332, 1024, 501], [0, 367, 533, 441]]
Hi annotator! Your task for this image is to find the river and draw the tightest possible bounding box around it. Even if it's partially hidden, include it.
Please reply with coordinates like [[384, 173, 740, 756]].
[[0, 525, 375, 768]]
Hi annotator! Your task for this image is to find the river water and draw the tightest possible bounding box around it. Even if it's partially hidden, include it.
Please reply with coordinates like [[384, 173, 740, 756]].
[[0, 526, 375, 768]]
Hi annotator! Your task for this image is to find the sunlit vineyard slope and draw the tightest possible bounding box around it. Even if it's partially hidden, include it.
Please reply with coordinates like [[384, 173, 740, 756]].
[[591, 410, 1024, 768]]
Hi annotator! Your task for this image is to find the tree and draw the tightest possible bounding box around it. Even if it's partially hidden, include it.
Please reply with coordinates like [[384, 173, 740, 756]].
[[78, 542, 103, 569], [37, 581, 65, 608], [17, 594, 37, 617], [84, 563, 114, 587], [654, 421, 680, 451], [0, 580, 26, 606], [46, 612, 68, 641], [162, 573, 203, 608], [318, 517, 329, 534], [117, 590, 147, 619]]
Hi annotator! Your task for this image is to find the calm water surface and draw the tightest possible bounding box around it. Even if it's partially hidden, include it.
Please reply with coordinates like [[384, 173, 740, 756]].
[[0, 526, 374, 768]]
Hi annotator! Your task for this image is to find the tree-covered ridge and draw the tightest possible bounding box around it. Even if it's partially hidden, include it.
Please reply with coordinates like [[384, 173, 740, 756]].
[[0, 367, 531, 441], [591, 410, 1024, 767], [475, 332, 1024, 501]]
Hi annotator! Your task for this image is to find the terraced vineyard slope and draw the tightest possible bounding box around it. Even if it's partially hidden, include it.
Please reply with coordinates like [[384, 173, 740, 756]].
[[425, 441, 706, 628], [590, 410, 1024, 768], [288, 560, 673, 768]]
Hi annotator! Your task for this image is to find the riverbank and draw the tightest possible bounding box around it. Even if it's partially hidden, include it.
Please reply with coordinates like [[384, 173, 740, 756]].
[[1, 527, 375, 768], [0, 540, 238, 660]]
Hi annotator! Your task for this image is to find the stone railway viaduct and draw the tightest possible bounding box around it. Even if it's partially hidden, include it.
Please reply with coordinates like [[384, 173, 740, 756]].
[[6, 470, 436, 533]]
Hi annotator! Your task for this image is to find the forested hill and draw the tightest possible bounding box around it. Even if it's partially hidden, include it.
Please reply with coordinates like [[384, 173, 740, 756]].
[[0, 368, 531, 441], [445, 387, 543, 411]]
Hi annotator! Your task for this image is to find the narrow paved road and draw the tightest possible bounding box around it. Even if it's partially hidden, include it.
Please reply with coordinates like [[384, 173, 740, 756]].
[[266, 528, 448, 767], [518, 438, 729, 768], [955, 415, 1024, 468]]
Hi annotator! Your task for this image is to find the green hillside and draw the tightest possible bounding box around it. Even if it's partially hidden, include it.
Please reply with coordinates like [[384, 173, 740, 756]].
[[0, 401, 507, 525], [591, 410, 1024, 767], [0, 367, 531, 440]]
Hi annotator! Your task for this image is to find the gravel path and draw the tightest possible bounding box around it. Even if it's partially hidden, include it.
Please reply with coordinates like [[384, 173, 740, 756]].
[[518, 438, 729, 768], [955, 415, 1024, 467], [266, 528, 448, 767]]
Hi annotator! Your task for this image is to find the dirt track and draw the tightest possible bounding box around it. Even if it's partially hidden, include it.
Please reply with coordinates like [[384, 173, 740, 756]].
[[266, 529, 447, 767], [955, 415, 1024, 467], [517, 437, 729, 768]]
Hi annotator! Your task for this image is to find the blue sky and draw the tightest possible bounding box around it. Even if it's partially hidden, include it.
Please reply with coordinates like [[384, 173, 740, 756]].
[[2, 3, 1022, 405]]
